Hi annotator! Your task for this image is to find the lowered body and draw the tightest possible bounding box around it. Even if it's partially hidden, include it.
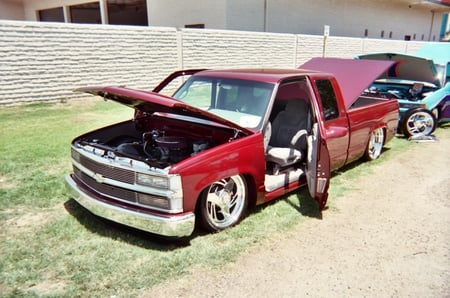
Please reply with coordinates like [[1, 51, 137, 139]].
[[65, 59, 398, 237]]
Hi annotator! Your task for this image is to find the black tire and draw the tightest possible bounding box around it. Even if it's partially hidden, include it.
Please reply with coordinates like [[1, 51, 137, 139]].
[[197, 175, 248, 232], [365, 127, 385, 161], [431, 108, 440, 122], [402, 108, 436, 138]]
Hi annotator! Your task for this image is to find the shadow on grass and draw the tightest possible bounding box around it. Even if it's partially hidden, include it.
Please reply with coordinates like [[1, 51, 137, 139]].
[[286, 188, 323, 219], [64, 199, 196, 249], [331, 160, 364, 178], [440, 122, 450, 129], [278, 147, 396, 219], [329, 146, 391, 177], [248, 187, 323, 220]]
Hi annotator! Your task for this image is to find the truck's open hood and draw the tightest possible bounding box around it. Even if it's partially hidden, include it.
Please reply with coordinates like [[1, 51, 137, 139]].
[[299, 57, 395, 109], [356, 53, 441, 87], [76, 86, 253, 134]]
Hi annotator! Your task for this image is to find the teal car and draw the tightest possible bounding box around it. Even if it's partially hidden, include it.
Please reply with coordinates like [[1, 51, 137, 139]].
[[357, 51, 450, 138]]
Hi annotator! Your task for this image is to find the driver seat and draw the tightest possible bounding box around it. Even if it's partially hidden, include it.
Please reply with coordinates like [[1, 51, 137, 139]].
[[266, 99, 309, 174]]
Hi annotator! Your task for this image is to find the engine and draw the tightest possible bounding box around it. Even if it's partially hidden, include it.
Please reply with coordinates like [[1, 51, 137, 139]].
[[114, 129, 210, 166]]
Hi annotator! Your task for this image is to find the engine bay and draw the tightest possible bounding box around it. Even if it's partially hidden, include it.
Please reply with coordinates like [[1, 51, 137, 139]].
[[364, 81, 438, 101], [73, 115, 238, 169]]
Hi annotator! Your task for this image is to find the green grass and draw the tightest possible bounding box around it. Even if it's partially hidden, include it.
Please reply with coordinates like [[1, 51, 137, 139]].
[[0, 99, 423, 296]]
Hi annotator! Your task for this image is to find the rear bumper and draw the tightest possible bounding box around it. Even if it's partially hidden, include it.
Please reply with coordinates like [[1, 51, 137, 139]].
[[65, 175, 195, 237]]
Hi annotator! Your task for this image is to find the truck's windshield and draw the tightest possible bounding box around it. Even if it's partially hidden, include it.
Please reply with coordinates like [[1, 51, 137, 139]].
[[172, 76, 274, 129]]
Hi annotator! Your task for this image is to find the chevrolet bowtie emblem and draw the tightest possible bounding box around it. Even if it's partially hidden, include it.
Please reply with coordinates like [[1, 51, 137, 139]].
[[93, 173, 104, 183]]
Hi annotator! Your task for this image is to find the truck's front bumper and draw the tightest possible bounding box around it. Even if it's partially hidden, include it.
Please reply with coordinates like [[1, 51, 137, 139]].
[[65, 175, 195, 238]]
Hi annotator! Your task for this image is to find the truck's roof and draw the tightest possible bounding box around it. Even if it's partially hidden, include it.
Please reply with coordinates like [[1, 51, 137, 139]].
[[194, 58, 395, 109], [195, 68, 321, 83]]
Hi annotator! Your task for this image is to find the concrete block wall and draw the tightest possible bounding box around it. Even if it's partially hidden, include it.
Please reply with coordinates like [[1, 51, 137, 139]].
[[181, 29, 297, 69], [0, 21, 179, 105], [0, 20, 427, 105]]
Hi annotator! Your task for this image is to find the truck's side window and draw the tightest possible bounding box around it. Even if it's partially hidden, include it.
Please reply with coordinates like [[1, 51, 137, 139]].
[[315, 79, 339, 121]]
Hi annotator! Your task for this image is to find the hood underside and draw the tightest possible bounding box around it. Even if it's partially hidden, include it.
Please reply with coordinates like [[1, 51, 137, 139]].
[[356, 53, 441, 87], [299, 57, 395, 109], [76, 86, 252, 134]]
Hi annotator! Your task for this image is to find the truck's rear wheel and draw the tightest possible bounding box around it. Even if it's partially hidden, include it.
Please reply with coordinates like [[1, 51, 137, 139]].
[[402, 108, 436, 137], [198, 175, 248, 232], [365, 128, 384, 161]]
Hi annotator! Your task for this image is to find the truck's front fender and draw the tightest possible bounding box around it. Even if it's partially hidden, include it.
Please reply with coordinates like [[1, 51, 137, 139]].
[[169, 133, 266, 212]]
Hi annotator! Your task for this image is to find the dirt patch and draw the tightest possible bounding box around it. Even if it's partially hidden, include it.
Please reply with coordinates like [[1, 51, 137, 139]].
[[146, 128, 450, 297], [27, 276, 66, 296], [4, 205, 64, 235], [0, 175, 16, 190]]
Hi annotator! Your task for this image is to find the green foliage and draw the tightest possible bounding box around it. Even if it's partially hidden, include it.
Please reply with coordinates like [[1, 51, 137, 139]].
[[0, 99, 418, 296]]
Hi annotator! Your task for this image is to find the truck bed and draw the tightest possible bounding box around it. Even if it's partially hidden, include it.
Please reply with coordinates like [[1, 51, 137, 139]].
[[345, 96, 399, 164], [348, 95, 391, 109]]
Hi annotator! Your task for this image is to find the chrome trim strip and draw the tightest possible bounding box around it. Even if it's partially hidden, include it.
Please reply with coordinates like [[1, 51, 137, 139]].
[[65, 175, 195, 237]]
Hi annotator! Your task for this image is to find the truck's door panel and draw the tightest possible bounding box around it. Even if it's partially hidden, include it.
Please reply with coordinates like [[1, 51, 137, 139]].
[[311, 77, 350, 171], [306, 122, 331, 210]]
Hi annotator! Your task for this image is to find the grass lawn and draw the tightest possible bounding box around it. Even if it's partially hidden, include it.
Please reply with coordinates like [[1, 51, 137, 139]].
[[0, 98, 413, 297]]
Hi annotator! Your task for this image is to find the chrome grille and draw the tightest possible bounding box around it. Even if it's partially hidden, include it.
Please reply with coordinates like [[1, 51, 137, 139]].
[[74, 166, 137, 203], [72, 148, 135, 184], [73, 166, 169, 212]]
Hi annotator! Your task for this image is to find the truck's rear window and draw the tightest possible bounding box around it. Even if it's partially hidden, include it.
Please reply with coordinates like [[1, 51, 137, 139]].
[[315, 79, 339, 121]]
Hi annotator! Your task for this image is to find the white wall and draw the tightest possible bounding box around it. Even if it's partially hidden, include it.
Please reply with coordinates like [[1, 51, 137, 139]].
[[226, 0, 266, 32], [1, 0, 447, 41], [0, 20, 430, 105], [148, 0, 227, 29], [0, 0, 24, 20], [266, 0, 445, 41]]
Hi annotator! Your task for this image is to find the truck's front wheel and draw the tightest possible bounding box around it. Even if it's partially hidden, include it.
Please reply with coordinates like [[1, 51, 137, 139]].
[[197, 175, 248, 232]]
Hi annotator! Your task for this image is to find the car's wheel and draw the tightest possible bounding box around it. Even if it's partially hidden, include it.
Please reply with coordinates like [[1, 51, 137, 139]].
[[198, 175, 248, 232], [402, 108, 436, 137], [365, 127, 384, 161]]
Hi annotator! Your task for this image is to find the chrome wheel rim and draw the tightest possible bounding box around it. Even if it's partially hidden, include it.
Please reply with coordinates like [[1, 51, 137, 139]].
[[406, 112, 434, 136], [367, 128, 384, 160], [204, 175, 246, 229]]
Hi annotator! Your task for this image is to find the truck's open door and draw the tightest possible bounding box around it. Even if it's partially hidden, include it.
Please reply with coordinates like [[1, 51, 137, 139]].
[[306, 123, 331, 210]]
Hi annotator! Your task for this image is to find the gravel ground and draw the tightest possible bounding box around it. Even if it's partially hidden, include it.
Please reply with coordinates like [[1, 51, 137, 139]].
[[147, 127, 450, 298]]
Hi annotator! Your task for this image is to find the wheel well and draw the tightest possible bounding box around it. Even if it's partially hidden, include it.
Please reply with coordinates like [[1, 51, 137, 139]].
[[242, 173, 257, 207], [367, 126, 386, 146], [193, 173, 257, 218]]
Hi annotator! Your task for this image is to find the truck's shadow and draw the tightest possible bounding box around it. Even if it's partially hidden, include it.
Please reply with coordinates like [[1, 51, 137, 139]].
[[65, 191, 320, 249], [282, 148, 394, 218], [285, 189, 323, 219], [64, 199, 196, 249]]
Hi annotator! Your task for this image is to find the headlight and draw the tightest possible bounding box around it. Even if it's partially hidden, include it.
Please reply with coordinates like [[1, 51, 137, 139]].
[[135, 173, 183, 212], [136, 173, 169, 189]]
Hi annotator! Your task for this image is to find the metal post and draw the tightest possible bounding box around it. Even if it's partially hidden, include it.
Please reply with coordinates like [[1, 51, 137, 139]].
[[99, 0, 109, 25], [428, 10, 435, 41], [323, 25, 330, 58], [264, 0, 268, 32]]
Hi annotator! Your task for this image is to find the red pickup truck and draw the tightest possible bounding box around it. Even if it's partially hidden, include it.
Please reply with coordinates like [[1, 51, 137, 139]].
[[65, 58, 398, 237]]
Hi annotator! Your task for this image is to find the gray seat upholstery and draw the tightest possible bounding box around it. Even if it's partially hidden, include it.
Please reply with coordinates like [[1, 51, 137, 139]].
[[266, 99, 309, 174]]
